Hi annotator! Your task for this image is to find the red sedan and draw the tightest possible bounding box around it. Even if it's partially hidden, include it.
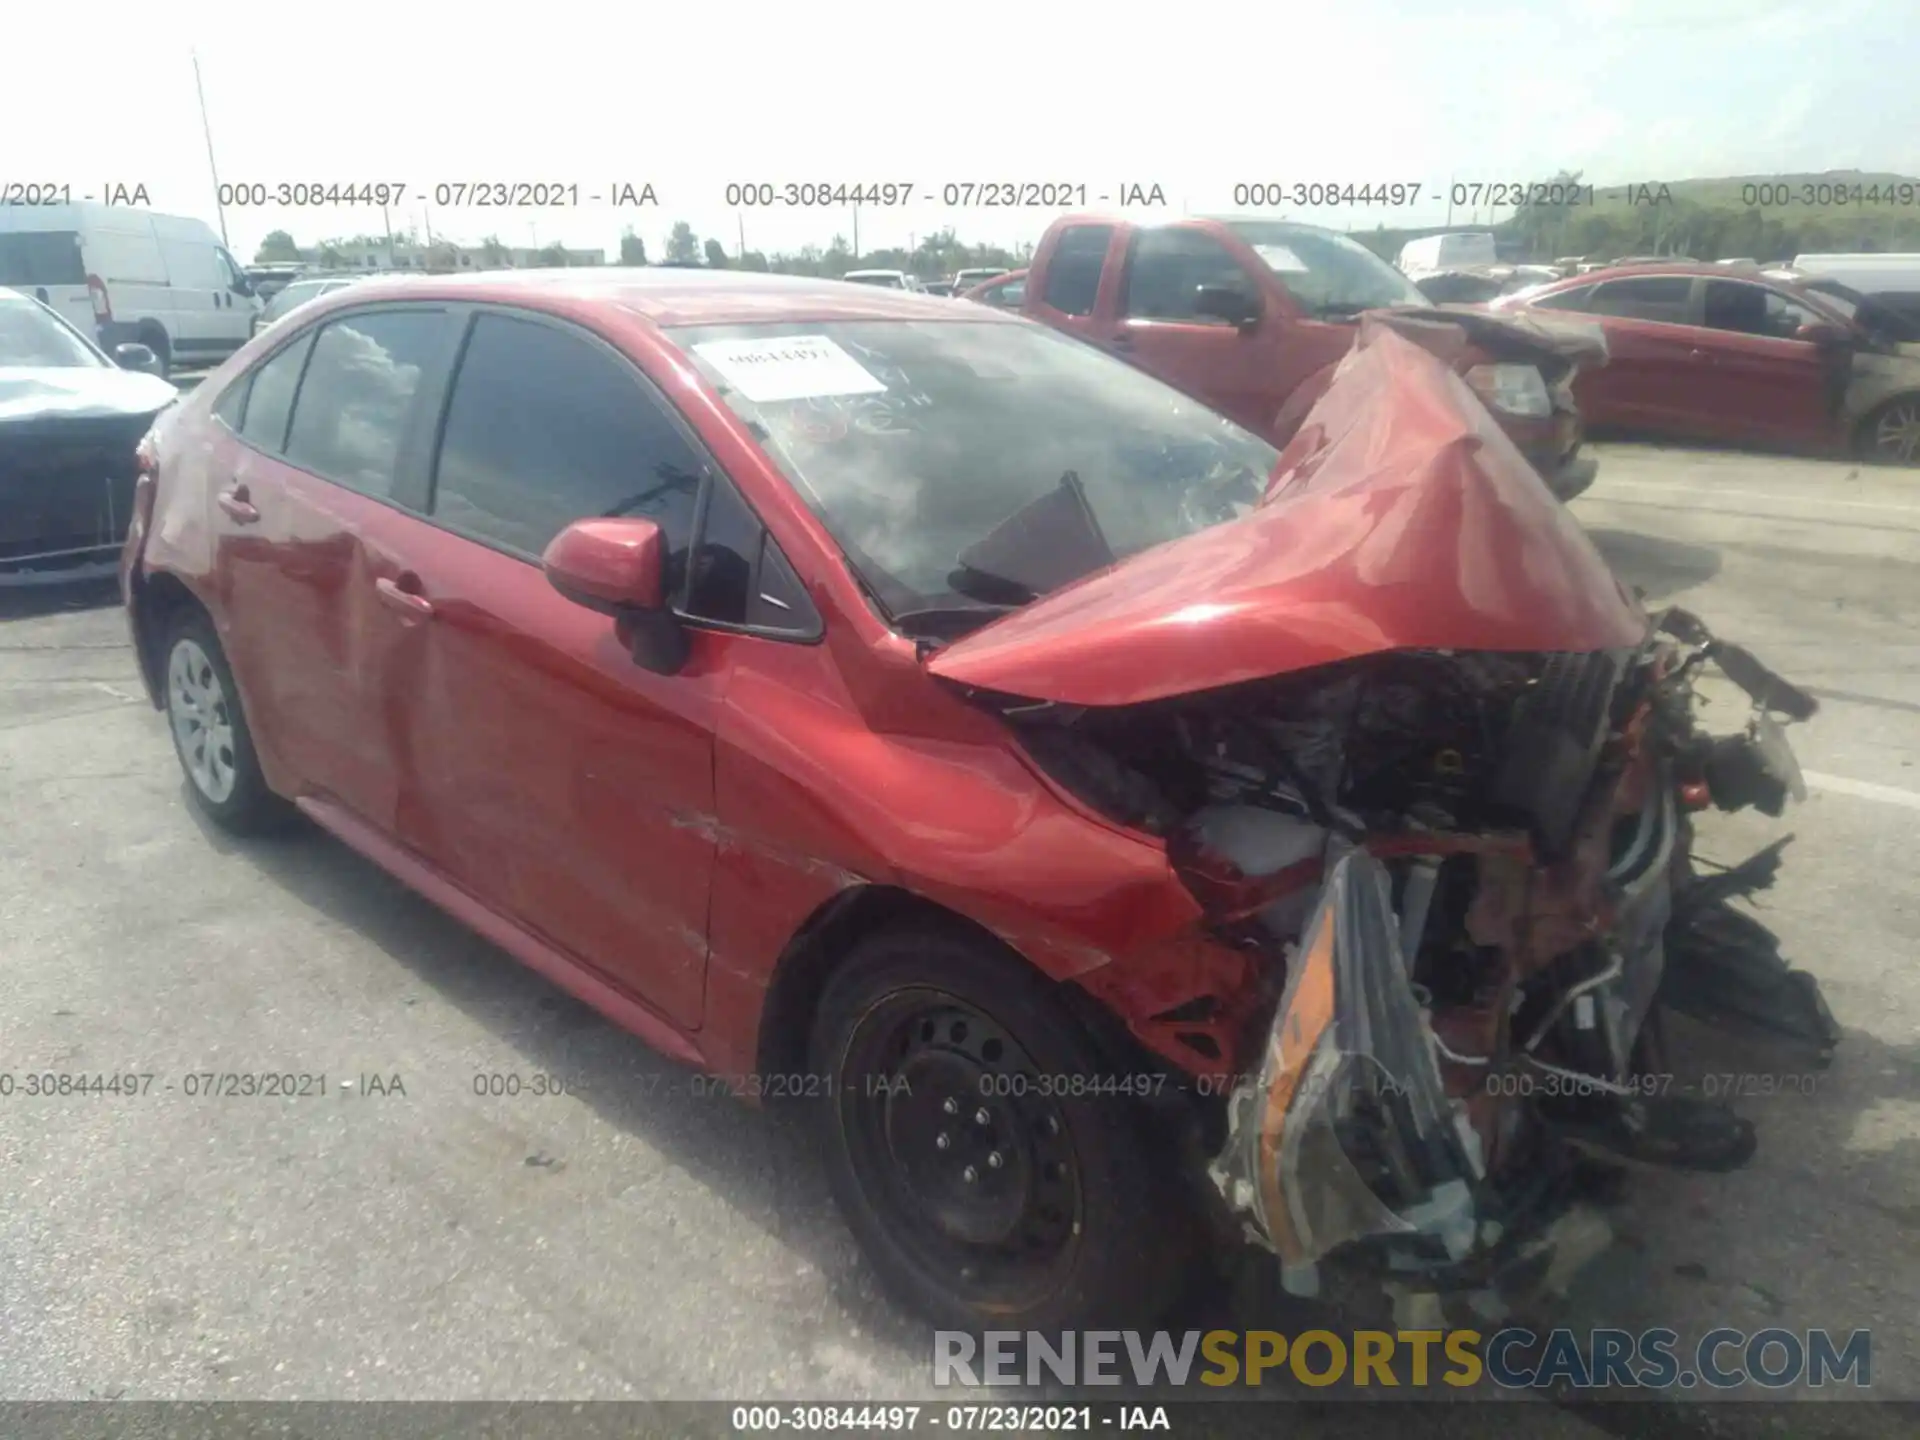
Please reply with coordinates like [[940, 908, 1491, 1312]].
[[1492, 262, 1920, 463], [120, 270, 1824, 1330]]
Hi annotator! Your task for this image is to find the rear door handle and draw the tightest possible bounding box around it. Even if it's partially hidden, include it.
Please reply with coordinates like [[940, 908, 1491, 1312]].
[[217, 485, 259, 524], [1110, 333, 1134, 349], [375, 574, 434, 619]]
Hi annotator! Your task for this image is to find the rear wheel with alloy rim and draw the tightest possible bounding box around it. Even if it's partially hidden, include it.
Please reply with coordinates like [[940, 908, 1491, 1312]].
[[162, 610, 291, 834], [809, 926, 1189, 1330], [1859, 394, 1920, 465]]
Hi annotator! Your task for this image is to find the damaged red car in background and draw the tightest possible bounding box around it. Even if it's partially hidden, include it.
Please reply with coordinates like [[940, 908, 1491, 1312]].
[[123, 274, 1833, 1333]]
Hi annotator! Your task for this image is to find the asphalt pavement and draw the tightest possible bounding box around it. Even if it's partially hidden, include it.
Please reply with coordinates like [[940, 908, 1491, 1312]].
[[1, 442, 1915, 1436]]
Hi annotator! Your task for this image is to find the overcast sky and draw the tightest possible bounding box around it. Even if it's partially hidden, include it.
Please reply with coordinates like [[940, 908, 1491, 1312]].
[[7, 0, 1914, 263]]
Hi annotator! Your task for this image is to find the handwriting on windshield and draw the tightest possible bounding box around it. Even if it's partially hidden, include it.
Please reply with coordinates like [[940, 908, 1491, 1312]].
[[766, 347, 935, 443]]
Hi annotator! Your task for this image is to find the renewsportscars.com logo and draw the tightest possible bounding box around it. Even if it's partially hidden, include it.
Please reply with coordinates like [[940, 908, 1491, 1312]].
[[934, 1328, 1872, 1391]]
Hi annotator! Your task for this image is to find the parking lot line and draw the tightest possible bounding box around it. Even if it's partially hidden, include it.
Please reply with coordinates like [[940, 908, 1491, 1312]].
[[1803, 770, 1920, 812], [1597, 478, 1920, 516]]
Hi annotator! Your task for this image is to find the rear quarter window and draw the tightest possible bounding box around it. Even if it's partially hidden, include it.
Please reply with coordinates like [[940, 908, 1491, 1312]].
[[234, 332, 316, 450]]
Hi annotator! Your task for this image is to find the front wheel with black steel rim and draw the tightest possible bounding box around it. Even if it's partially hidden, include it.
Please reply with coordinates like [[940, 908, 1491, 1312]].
[[1858, 393, 1920, 465], [163, 610, 290, 834], [809, 926, 1189, 1331]]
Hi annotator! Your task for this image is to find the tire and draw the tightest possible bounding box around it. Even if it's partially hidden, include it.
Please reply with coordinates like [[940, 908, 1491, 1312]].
[[808, 925, 1190, 1330], [1856, 393, 1920, 465], [161, 608, 291, 834]]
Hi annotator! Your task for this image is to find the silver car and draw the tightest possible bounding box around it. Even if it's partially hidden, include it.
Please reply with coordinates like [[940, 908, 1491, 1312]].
[[249, 275, 365, 336]]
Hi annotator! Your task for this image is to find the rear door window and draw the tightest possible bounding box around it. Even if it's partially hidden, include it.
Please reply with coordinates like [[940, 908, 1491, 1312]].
[[1038, 225, 1112, 316], [1530, 285, 1596, 312], [283, 310, 451, 498], [1584, 276, 1694, 323]]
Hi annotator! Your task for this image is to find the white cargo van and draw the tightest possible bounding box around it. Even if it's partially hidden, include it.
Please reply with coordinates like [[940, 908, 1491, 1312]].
[[0, 204, 260, 377], [1396, 231, 1499, 279], [1791, 254, 1920, 323]]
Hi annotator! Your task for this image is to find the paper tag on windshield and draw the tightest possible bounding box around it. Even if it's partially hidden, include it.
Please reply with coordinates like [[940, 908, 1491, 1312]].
[[691, 335, 887, 404], [1255, 244, 1307, 273]]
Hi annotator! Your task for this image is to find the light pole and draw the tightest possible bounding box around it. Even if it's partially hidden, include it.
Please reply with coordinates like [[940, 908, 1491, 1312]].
[[191, 50, 229, 248]]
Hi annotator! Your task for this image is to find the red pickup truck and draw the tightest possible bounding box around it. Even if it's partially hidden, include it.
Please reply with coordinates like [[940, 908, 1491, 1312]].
[[997, 214, 1600, 500]]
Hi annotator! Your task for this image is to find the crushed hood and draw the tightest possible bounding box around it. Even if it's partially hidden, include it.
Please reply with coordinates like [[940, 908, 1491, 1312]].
[[926, 324, 1645, 707], [1375, 305, 1609, 371], [0, 367, 177, 425]]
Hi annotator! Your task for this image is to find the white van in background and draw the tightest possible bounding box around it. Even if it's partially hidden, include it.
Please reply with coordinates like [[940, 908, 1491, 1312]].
[[1791, 254, 1920, 323], [1396, 230, 1499, 279], [840, 269, 921, 290], [0, 204, 260, 377]]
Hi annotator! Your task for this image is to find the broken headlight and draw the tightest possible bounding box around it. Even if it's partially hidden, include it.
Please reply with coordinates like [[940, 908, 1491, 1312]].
[[1211, 849, 1486, 1276]]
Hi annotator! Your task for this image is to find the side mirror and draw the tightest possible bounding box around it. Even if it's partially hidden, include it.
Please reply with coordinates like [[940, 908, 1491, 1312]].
[[1795, 320, 1849, 347], [1193, 285, 1260, 330], [542, 517, 687, 674], [113, 342, 163, 376]]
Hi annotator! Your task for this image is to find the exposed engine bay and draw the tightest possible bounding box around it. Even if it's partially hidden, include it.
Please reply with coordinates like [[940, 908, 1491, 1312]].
[[986, 607, 1836, 1316]]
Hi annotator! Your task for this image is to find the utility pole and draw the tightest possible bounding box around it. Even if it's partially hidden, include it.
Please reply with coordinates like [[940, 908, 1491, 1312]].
[[738, 213, 746, 263], [852, 206, 860, 260], [191, 50, 229, 247]]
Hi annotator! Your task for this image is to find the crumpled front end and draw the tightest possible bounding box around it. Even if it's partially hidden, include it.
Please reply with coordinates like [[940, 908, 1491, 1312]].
[[1195, 614, 1833, 1316], [930, 326, 1831, 1318]]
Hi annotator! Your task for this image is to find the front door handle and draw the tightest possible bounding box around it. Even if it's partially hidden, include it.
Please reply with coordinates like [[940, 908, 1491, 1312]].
[[1110, 332, 1134, 349], [375, 574, 434, 619], [217, 485, 259, 524]]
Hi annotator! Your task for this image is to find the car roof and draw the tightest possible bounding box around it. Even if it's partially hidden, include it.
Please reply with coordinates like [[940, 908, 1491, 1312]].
[[1193, 214, 1344, 235], [1545, 261, 1793, 286], [326, 267, 1017, 325]]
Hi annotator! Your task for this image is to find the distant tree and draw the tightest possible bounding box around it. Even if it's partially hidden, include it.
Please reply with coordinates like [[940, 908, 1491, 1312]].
[[620, 229, 650, 265], [317, 244, 345, 269], [479, 235, 510, 268], [665, 221, 701, 265], [536, 242, 570, 267], [739, 250, 770, 272], [703, 238, 730, 268], [255, 230, 300, 262], [822, 234, 854, 276]]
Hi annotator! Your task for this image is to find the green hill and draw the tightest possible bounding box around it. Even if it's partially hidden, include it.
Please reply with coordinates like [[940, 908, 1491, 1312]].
[[1352, 169, 1920, 264]]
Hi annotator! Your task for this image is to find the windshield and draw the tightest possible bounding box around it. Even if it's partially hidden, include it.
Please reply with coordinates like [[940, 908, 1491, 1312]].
[[1222, 221, 1426, 314], [0, 294, 104, 368], [668, 320, 1280, 631]]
